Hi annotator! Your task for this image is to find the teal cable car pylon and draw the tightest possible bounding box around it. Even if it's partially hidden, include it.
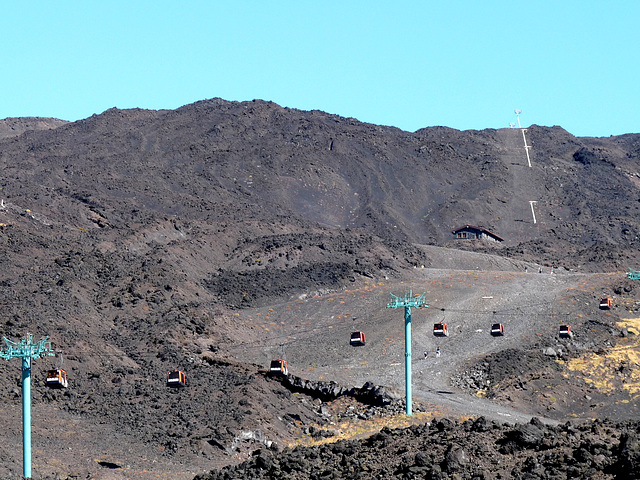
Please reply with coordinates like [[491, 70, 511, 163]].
[[387, 290, 427, 416], [0, 334, 55, 479]]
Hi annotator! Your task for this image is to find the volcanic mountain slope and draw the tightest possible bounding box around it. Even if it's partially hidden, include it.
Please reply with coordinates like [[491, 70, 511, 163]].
[[0, 117, 68, 140], [1, 99, 640, 272], [0, 99, 639, 479]]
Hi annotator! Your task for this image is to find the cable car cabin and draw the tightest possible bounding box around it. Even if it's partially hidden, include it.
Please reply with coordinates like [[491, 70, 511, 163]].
[[433, 322, 449, 337], [166, 370, 187, 388], [599, 298, 613, 310], [350, 331, 366, 346], [559, 325, 574, 339], [269, 359, 288, 376], [45, 369, 68, 389], [491, 323, 505, 336]]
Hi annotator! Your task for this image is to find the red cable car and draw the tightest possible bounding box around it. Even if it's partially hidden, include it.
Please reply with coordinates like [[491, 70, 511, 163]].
[[599, 298, 612, 310], [166, 370, 187, 388], [269, 359, 288, 376], [350, 331, 366, 346], [45, 369, 68, 389], [433, 322, 449, 337], [559, 325, 574, 339], [491, 323, 505, 336]]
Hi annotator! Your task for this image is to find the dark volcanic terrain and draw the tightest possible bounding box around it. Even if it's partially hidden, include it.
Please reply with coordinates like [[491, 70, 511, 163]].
[[1, 99, 640, 479]]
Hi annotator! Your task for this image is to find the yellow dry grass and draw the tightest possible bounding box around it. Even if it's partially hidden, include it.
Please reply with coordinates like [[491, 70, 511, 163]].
[[293, 412, 437, 447], [562, 317, 640, 397]]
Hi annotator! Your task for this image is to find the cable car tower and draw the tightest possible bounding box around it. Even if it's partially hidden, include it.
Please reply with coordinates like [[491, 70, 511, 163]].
[[387, 290, 427, 416], [0, 333, 55, 479]]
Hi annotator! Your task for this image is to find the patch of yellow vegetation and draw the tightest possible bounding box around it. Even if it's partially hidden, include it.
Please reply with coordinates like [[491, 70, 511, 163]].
[[563, 317, 640, 397], [294, 412, 435, 447], [618, 317, 640, 336]]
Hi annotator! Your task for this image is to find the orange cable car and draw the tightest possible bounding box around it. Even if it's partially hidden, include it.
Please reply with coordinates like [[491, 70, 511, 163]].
[[45, 368, 68, 389], [599, 298, 612, 310], [166, 370, 187, 388], [490, 323, 505, 336], [350, 331, 366, 346], [269, 359, 288, 376], [433, 322, 449, 337], [559, 325, 574, 339]]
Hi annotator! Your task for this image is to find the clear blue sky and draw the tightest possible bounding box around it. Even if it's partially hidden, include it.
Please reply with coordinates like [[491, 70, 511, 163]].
[[2, 2, 638, 137]]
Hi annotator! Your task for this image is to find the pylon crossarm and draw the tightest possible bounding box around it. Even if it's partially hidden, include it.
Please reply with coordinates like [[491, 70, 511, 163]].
[[0, 335, 54, 361], [387, 290, 427, 309]]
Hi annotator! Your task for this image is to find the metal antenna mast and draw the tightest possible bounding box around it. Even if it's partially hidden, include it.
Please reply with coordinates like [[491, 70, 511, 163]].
[[387, 290, 427, 415], [515, 109, 522, 128], [0, 333, 54, 479]]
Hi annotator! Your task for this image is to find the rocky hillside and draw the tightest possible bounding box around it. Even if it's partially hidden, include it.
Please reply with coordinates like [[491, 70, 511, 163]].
[[0, 116, 68, 140], [196, 416, 640, 480], [1, 100, 639, 274], [0, 99, 639, 479]]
